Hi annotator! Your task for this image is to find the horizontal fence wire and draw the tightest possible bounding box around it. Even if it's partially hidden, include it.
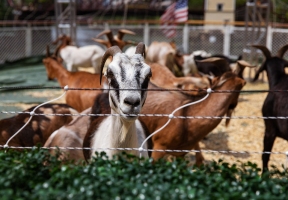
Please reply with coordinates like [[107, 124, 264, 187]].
[[2, 111, 288, 120], [1, 85, 288, 93], [0, 145, 288, 156], [1, 85, 288, 161]]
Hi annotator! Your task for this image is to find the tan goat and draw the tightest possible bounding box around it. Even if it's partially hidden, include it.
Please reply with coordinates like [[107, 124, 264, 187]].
[[146, 41, 184, 76], [43, 46, 107, 112]]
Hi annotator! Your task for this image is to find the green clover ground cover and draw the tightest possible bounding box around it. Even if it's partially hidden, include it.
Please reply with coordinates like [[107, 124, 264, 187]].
[[0, 148, 287, 200]]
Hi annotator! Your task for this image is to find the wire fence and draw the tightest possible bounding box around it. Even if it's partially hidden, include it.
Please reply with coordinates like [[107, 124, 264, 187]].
[[1, 85, 288, 163], [1, 23, 288, 64], [1, 21, 288, 167]]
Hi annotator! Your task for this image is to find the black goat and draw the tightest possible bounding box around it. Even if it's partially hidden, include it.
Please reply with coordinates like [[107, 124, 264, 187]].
[[195, 57, 232, 77], [252, 44, 288, 173]]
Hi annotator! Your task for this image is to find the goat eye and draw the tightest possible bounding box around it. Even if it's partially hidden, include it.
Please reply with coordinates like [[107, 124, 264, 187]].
[[106, 71, 114, 79], [146, 72, 152, 79]]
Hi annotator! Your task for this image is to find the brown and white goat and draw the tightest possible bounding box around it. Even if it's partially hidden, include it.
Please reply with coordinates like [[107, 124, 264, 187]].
[[146, 41, 184, 76], [93, 29, 137, 50], [83, 43, 151, 160], [53, 34, 105, 73], [0, 104, 78, 148], [139, 61, 254, 165], [43, 46, 107, 112]]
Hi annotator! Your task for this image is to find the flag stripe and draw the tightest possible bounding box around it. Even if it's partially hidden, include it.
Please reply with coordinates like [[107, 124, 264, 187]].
[[160, 0, 188, 38]]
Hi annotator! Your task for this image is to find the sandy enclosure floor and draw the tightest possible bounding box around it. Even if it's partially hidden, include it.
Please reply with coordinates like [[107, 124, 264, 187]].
[[192, 69, 288, 170]]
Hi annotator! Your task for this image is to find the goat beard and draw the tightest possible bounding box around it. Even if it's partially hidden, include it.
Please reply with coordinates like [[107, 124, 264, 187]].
[[119, 121, 133, 144]]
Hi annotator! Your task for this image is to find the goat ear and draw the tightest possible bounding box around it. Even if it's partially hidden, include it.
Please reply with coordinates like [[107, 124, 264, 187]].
[[125, 40, 137, 46], [197, 57, 226, 63], [135, 42, 146, 59], [234, 60, 255, 79], [251, 45, 272, 59], [253, 62, 265, 82], [169, 40, 177, 50], [197, 57, 228, 72], [92, 38, 111, 48], [118, 29, 136, 40]]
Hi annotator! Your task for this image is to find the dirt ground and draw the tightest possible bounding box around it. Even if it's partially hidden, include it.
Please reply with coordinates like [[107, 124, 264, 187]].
[[194, 69, 288, 171]]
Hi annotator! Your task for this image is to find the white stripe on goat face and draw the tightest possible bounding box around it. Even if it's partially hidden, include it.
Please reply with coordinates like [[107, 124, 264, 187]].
[[105, 53, 151, 121]]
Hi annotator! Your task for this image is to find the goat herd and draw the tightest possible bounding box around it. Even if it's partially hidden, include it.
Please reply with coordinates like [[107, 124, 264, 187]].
[[1, 29, 288, 174]]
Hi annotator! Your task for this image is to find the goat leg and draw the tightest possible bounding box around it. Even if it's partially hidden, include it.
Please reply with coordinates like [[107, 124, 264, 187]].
[[194, 142, 204, 167], [262, 128, 276, 173]]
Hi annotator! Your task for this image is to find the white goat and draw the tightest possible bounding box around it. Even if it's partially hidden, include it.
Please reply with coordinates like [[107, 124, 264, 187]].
[[83, 42, 151, 160], [53, 35, 105, 73]]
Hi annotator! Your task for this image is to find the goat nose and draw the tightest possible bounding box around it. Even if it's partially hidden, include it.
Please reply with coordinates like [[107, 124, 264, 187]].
[[124, 96, 140, 107]]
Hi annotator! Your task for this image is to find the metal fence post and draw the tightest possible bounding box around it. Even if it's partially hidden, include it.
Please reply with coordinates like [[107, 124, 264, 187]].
[[266, 25, 272, 51], [223, 24, 231, 56], [25, 23, 32, 57], [183, 23, 189, 53], [144, 23, 150, 46]]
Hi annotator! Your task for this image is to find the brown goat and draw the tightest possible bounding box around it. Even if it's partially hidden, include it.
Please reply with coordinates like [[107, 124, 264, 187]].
[[43, 46, 107, 112], [0, 104, 78, 148], [139, 61, 254, 165]]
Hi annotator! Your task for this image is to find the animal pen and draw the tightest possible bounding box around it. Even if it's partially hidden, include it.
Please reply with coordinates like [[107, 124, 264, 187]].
[[1, 0, 288, 177]]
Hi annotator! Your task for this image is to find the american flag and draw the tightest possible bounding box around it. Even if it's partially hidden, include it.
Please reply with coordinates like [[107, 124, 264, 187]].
[[160, 0, 188, 38]]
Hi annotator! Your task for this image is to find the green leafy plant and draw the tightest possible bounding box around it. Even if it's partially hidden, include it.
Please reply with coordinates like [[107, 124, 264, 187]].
[[0, 148, 288, 199]]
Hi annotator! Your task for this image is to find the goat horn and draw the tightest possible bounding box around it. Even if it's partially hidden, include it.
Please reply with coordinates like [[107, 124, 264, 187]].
[[100, 46, 122, 84], [96, 30, 114, 44], [251, 45, 272, 59], [96, 30, 112, 38], [135, 42, 146, 59], [46, 45, 50, 57], [277, 44, 288, 58]]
